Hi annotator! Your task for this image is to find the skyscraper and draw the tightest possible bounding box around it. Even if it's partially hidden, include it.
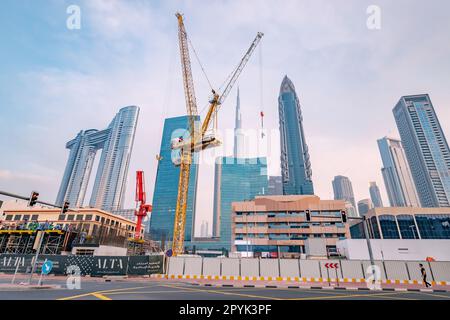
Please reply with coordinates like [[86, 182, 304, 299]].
[[268, 176, 283, 195], [278, 76, 314, 195], [369, 182, 383, 208], [332, 175, 356, 208], [357, 199, 373, 217], [234, 88, 245, 158], [212, 156, 268, 250], [56, 106, 139, 211], [393, 94, 450, 207], [377, 137, 420, 207], [149, 116, 199, 243]]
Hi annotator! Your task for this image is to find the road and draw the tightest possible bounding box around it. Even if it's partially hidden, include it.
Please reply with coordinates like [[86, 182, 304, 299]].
[[0, 277, 449, 300]]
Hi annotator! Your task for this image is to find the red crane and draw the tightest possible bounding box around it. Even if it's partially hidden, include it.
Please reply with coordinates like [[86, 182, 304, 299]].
[[135, 171, 152, 239]]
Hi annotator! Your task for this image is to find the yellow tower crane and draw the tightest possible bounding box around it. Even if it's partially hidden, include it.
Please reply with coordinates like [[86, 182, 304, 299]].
[[172, 13, 263, 256]]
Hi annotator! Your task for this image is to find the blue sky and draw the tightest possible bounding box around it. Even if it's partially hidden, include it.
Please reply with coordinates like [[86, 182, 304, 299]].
[[1, 0, 450, 234]]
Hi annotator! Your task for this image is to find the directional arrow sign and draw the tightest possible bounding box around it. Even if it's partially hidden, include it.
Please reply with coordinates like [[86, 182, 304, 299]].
[[325, 263, 339, 269], [41, 260, 53, 275]]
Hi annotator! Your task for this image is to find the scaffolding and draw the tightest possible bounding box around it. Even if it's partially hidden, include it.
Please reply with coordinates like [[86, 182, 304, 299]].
[[126, 238, 162, 256], [0, 230, 68, 255]]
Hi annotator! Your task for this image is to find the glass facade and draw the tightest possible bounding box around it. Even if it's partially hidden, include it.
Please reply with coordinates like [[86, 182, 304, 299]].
[[393, 94, 450, 207], [149, 116, 199, 244], [278, 76, 314, 195], [56, 106, 139, 211], [332, 175, 356, 207], [350, 213, 450, 240]]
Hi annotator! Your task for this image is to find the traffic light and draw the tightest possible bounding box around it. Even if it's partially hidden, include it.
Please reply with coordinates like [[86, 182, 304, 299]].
[[28, 191, 39, 207], [341, 210, 347, 223], [305, 210, 311, 222], [61, 201, 70, 214]]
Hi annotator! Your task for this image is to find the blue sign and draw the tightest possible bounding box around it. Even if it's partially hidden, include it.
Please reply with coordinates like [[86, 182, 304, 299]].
[[166, 249, 173, 257], [41, 260, 53, 275]]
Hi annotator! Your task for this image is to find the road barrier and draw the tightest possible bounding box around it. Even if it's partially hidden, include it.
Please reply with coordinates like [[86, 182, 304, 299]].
[[164, 257, 450, 284], [0, 254, 164, 276]]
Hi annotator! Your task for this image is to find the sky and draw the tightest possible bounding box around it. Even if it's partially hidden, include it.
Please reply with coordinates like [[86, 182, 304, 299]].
[[1, 0, 450, 236]]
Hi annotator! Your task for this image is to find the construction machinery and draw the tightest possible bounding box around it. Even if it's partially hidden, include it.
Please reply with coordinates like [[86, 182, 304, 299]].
[[134, 170, 152, 240], [171, 12, 263, 256]]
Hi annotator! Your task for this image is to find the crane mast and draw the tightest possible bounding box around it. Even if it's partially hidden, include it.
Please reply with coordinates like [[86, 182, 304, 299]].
[[172, 13, 263, 256]]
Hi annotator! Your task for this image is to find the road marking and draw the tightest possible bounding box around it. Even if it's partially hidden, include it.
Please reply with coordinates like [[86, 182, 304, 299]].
[[409, 291, 450, 300], [162, 284, 283, 300], [92, 293, 112, 300], [58, 286, 152, 300], [289, 291, 417, 300]]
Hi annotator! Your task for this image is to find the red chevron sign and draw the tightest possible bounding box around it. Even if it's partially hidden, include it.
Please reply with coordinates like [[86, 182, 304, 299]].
[[325, 263, 339, 269]]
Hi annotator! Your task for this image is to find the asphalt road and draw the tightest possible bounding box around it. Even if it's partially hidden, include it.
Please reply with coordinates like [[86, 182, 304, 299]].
[[0, 278, 449, 300]]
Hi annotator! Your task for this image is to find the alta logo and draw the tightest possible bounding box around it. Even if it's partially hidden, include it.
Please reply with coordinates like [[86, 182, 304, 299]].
[[97, 258, 124, 270]]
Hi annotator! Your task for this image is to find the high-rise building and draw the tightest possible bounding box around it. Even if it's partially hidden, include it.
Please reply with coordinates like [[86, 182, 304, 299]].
[[268, 176, 283, 195], [200, 220, 209, 238], [393, 94, 450, 207], [149, 116, 199, 244], [332, 175, 356, 208], [344, 201, 358, 218], [234, 88, 245, 158], [211, 156, 268, 251], [377, 137, 420, 207], [56, 106, 139, 211], [278, 76, 314, 195], [357, 199, 373, 217], [369, 182, 383, 208]]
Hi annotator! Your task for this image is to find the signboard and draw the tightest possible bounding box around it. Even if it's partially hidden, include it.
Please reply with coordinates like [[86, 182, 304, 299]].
[[127, 255, 164, 275], [41, 260, 53, 275], [325, 262, 339, 269]]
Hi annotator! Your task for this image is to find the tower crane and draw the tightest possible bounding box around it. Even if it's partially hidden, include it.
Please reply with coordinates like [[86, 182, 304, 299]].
[[134, 170, 152, 239], [172, 12, 263, 256]]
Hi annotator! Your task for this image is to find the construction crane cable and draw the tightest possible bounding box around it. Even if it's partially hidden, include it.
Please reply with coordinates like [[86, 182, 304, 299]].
[[187, 35, 214, 91]]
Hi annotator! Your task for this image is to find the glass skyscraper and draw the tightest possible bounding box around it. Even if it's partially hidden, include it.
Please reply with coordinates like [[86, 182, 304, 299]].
[[369, 182, 383, 208], [210, 156, 268, 251], [149, 116, 199, 244], [332, 175, 356, 208], [377, 137, 420, 207], [56, 106, 139, 211], [278, 75, 314, 195], [393, 94, 450, 207]]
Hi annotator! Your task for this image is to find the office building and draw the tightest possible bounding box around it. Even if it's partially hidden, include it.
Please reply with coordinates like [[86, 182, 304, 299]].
[[332, 175, 356, 207], [56, 106, 139, 211], [393, 94, 450, 207], [369, 182, 383, 208], [149, 116, 199, 244], [357, 199, 373, 217], [377, 137, 420, 207], [349, 207, 450, 240], [231, 195, 350, 257], [278, 76, 314, 195], [268, 176, 283, 195], [234, 88, 245, 158]]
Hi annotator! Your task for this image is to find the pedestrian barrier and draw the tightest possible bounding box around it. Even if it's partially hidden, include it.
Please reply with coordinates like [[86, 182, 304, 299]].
[[279, 259, 300, 278], [168, 257, 450, 285]]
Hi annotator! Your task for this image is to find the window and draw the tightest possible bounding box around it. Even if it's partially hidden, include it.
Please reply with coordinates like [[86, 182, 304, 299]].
[[76, 215, 83, 221], [14, 215, 22, 221], [58, 215, 66, 221], [379, 215, 400, 239], [415, 214, 450, 239], [23, 215, 30, 221], [95, 216, 100, 222], [67, 215, 75, 221], [85, 215, 93, 221], [31, 215, 39, 221], [397, 215, 419, 239], [5, 215, 13, 221]]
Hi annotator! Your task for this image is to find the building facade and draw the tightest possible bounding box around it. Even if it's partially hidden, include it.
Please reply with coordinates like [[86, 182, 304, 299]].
[[377, 137, 420, 207], [332, 175, 356, 208], [234, 88, 246, 158], [149, 116, 199, 244], [393, 94, 450, 207], [278, 76, 314, 196], [350, 207, 450, 240], [369, 182, 384, 208], [231, 195, 349, 257], [268, 176, 283, 195], [56, 106, 139, 211]]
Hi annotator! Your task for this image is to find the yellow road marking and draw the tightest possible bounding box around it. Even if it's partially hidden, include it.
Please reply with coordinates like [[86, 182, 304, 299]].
[[92, 293, 112, 300], [58, 286, 151, 300], [162, 284, 282, 300], [289, 291, 417, 300]]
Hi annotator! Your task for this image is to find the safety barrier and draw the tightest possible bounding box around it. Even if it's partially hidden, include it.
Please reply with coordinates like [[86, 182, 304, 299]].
[[165, 257, 450, 284]]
